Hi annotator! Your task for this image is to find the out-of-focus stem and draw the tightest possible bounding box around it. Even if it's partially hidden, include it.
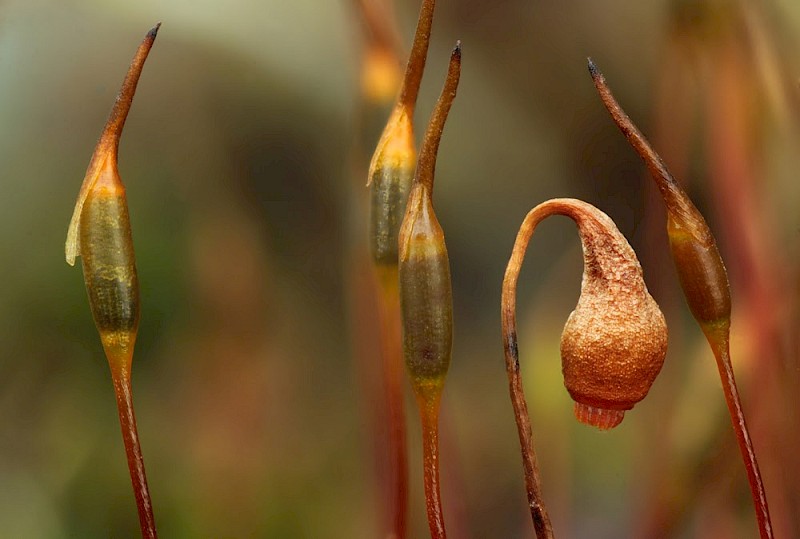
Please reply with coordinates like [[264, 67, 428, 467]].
[[110, 364, 157, 539], [376, 266, 409, 539], [418, 390, 446, 539]]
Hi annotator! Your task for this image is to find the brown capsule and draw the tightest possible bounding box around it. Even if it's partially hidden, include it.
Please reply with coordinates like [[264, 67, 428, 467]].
[[502, 199, 667, 431], [587, 58, 731, 334], [558, 201, 668, 428]]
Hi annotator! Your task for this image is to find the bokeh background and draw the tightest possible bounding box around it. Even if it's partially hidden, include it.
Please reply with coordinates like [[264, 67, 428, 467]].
[[1, 0, 799, 537]]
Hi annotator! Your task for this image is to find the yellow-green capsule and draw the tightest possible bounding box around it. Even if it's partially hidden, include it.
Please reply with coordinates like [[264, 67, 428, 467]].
[[368, 0, 436, 268], [79, 160, 140, 367], [369, 106, 416, 267]]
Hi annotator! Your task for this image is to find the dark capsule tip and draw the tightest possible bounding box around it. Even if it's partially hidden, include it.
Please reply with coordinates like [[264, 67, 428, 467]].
[[148, 23, 162, 39], [453, 40, 462, 56], [587, 57, 600, 78]]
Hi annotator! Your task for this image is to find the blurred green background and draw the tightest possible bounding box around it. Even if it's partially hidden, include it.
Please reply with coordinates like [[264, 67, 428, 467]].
[[1, 0, 799, 537]]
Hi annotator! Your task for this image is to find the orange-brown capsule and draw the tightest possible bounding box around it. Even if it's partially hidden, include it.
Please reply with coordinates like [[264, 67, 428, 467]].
[[368, 0, 436, 267], [503, 199, 667, 431], [557, 201, 668, 429], [588, 58, 731, 336]]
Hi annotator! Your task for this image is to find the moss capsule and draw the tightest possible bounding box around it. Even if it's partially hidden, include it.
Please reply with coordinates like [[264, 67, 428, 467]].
[[368, 0, 436, 267], [79, 160, 140, 368]]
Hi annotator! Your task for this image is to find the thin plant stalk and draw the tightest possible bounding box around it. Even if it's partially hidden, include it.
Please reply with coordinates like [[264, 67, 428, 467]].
[[501, 205, 555, 538], [398, 43, 461, 539], [376, 266, 409, 539], [65, 25, 161, 539], [418, 388, 445, 538], [589, 59, 773, 539]]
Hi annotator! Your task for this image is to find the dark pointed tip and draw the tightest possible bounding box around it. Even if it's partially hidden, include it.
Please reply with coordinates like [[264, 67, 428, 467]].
[[147, 22, 162, 39], [453, 40, 462, 58], [587, 57, 599, 78]]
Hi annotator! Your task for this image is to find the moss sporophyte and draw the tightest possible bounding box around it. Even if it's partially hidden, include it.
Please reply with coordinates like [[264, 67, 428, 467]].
[[65, 24, 160, 539], [501, 199, 668, 538], [589, 58, 773, 539], [398, 42, 461, 539]]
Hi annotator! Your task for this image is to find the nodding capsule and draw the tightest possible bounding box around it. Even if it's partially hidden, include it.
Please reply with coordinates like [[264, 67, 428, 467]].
[[558, 200, 668, 429], [368, 0, 437, 267], [399, 42, 461, 396], [502, 199, 668, 430]]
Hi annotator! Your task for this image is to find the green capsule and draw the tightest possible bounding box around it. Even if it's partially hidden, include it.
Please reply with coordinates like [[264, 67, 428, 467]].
[[398, 42, 460, 396], [399, 184, 452, 389], [367, 0, 437, 268], [369, 107, 416, 266], [79, 163, 140, 367]]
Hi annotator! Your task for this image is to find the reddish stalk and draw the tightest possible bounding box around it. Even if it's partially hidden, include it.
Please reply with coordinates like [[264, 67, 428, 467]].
[[418, 392, 446, 539], [589, 58, 773, 538], [501, 205, 555, 538], [111, 364, 157, 539], [500, 203, 554, 536], [376, 266, 409, 539]]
